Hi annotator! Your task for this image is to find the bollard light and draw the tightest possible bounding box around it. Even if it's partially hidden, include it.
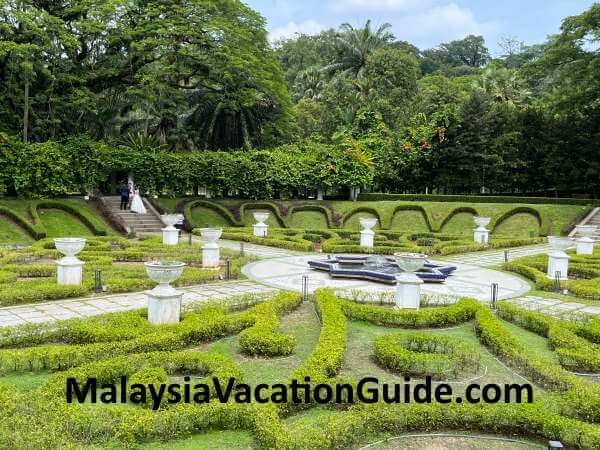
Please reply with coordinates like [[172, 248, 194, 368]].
[[302, 275, 309, 302], [226, 258, 231, 280], [94, 268, 102, 293], [188, 232, 192, 246], [554, 271, 562, 293], [240, 242, 245, 257], [491, 283, 499, 310], [504, 250, 509, 263], [548, 441, 564, 450]]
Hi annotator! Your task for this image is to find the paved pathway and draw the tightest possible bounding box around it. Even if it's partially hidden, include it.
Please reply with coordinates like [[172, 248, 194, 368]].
[[440, 243, 553, 267], [505, 295, 600, 319], [242, 255, 531, 302], [0, 281, 278, 328]]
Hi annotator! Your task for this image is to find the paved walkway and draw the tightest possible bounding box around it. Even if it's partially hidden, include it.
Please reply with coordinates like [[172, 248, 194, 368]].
[[219, 239, 304, 258], [440, 243, 552, 267], [0, 281, 278, 328], [242, 255, 531, 302], [505, 295, 600, 319]]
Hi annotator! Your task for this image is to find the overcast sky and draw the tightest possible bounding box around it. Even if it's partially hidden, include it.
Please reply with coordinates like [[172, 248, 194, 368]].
[[244, 0, 595, 54]]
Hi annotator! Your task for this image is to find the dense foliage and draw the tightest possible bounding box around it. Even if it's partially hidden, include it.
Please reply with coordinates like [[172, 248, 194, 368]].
[[1, 2, 598, 196]]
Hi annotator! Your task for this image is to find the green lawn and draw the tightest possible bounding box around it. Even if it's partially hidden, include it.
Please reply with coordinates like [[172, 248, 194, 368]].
[[0, 217, 33, 244], [165, 198, 587, 236], [38, 209, 96, 237]]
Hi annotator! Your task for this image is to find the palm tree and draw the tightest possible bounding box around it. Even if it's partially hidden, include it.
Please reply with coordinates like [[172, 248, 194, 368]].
[[323, 20, 394, 79], [292, 67, 325, 101], [474, 66, 531, 107]]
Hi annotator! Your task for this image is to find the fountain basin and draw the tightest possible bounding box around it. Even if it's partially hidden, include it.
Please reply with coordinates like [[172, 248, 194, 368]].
[[308, 255, 456, 284]]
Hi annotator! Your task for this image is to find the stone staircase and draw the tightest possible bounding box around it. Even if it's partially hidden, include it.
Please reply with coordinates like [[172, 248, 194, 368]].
[[103, 196, 164, 233], [570, 207, 600, 240]]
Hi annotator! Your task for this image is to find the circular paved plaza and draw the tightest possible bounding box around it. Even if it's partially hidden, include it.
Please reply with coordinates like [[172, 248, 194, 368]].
[[242, 255, 531, 302]]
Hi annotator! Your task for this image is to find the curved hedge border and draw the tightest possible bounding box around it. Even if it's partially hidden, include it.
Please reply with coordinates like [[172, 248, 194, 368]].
[[31, 200, 109, 236], [183, 200, 237, 227], [490, 206, 544, 235], [389, 204, 434, 231], [0, 206, 42, 239], [438, 206, 479, 232], [373, 332, 480, 379], [341, 206, 382, 229], [287, 204, 334, 228], [239, 202, 287, 227], [238, 292, 301, 356]]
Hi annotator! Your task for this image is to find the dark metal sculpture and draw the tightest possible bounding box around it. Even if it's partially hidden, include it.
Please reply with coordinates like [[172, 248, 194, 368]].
[[308, 255, 456, 284]]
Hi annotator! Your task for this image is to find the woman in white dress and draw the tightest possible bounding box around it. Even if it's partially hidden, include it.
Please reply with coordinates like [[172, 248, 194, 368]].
[[130, 188, 147, 214]]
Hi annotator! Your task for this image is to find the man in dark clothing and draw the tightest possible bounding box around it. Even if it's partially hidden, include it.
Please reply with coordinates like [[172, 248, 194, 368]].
[[119, 181, 130, 210]]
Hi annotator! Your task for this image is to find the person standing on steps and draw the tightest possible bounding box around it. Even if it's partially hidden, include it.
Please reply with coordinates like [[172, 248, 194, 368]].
[[130, 186, 147, 214], [119, 181, 130, 210]]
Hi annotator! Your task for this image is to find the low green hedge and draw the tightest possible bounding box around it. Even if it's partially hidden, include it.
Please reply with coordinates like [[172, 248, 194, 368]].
[[497, 302, 600, 372], [373, 332, 480, 379], [340, 297, 480, 328], [238, 292, 301, 356], [358, 193, 600, 206]]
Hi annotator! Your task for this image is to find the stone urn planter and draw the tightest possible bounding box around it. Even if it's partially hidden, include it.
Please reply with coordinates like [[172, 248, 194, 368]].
[[473, 217, 491, 244], [54, 237, 86, 285], [200, 228, 222, 268], [575, 225, 597, 255], [161, 214, 180, 245], [547, 236, 573, 279], [359, 217, 378, 248], [253, 212, 270, 237], [144, 260, 186, 324], [393, 252, 428, 309]]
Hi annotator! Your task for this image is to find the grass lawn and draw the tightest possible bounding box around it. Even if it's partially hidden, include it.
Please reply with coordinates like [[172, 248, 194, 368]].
[[0, 217, 33, 244], [38, 209, 96, 236], [166, 198, 588, 236]]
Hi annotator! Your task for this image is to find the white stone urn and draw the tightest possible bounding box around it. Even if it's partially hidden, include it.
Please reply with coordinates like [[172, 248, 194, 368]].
[[359, 217, 378, 248], [473, 216, 491, 244], [547, 236, 573, 280], [393, 252, 428, 310], [253, 212, 270, 237], [54, 238, 86, 285], [161, 214, 180, 245], [145, 260, 186, 324], [200, 228, 222, 268], [576, 225, 597, 255]]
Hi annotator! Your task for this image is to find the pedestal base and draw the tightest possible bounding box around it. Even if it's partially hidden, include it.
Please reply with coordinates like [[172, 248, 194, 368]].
[[395, 273, 423, 309], [547, 252, 569, 279], [474, 228, 489, 244], [162, 228, 179, 245], [577, 237, 595, 255], [254, 224, 268, 237], [360, 230, 375, 248], [56, 258, 84, 285], [147, 290, 183, 325], [202, 245, 220, 268]]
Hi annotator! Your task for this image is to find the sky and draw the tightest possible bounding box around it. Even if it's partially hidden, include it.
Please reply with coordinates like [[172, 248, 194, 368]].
[[244, 0, 596, 54]]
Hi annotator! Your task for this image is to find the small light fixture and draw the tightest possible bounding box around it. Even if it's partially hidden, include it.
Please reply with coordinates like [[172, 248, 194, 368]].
[[548, 441, 564, 450]]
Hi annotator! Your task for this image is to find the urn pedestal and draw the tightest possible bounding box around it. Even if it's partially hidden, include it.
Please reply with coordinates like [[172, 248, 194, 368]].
[[393, 253, 428, 310], [359, 218, 378, 249], [547, 237, 573, 280], [473, 217, 491, 244], [200, 228, 222, 268], [161, 215, 180, 246], [253, 212, 269, 237], [54, 238, 86, 286], [575, 225, 597, 255], [145, 261, 185, 325]]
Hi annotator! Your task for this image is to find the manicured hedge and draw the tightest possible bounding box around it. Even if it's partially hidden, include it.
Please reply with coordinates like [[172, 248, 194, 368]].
[[359, 193, 600, 206], [238, 292, 301, 356], [373, 332, 480, 379]]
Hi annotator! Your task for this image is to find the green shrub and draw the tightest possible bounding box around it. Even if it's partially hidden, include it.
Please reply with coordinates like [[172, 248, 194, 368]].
[[373, 332, 480, 379]]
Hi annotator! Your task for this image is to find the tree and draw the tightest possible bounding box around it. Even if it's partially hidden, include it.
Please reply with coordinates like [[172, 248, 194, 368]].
[[324, 20, 394, 79], [422, 35, 490, 75]]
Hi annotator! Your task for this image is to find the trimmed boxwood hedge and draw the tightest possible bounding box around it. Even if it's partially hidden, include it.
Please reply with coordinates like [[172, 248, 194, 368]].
[[358, 193, 600, 206], [3, 289, 600, 448]]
